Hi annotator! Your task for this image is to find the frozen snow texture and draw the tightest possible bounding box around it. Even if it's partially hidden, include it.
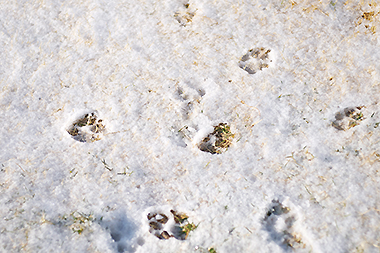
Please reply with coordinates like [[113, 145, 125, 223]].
[[1, 0, 380, 252]]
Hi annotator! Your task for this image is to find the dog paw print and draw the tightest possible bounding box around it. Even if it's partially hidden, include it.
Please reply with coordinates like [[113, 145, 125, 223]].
[[67, 112, 105, 142], [147, 209, 197, 240], [199, 123, 235, 154], [174, 3, 195, 27], [332, 106, 364, 131], [263, 200, 309, 250], [238, 47, 272, 74]]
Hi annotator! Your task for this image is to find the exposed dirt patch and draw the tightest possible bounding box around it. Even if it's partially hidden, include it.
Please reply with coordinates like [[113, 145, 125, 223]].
[[199, 123, 235, 154]]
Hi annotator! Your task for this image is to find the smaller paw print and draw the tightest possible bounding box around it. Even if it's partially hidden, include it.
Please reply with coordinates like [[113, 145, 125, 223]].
[[147, 209, 197, 240], [67, 112, 105, 142], [239, 47, 272, 74], [332, 106, 364, 131], [199, 123, 235, 154], [263, 200, 309, 250]]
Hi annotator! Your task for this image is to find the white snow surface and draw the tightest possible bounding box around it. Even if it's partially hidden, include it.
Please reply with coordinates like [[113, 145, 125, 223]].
[[1, 0, 380, 252]]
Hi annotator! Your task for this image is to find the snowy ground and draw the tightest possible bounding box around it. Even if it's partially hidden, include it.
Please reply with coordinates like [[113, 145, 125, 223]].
[[1, 0, 380, 252]]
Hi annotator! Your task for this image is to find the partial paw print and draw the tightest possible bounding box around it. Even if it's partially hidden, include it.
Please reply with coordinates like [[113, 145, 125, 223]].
[[147, 209, 197, 240], [355, 8, 379, 34], [170, 82, 205, 147], [239, 47, 273, 75], [263, 199, 310, 251], [174, 2, 195, 27], [67, 112, 105, 142], [332, 106, 364, 131], [199, 123, 235, 154], [60, 211, 95, 235], [176, 82, 205, 120]]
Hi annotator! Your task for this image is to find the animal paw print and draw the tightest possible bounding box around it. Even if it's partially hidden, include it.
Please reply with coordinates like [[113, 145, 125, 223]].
[[355, 9, 378, 34], [147, 209, 196, 240], [263, 200, 310, 250], [239, 47, 272, 74], [174, 3, 195, 27], [67, 112, 105, 142], [148, 212, 171, 239], [199, 123, 235, 154], [332, 106, 364, 131], [176, 83, 205, 120]]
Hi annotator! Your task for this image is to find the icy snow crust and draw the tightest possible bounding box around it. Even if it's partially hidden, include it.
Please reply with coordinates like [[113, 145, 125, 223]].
[[0, 0, 380, 252]]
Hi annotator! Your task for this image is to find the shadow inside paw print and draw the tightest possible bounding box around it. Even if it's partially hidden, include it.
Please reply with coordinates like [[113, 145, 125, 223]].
[[98, 209, 139, 253], [147, 210, 196, 240], [332, 106, 364, 131], [239, 47, 272, 74], [67, 112, 105, 142], [199, 123, 235, 154], [263, 200, 307, 250]]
